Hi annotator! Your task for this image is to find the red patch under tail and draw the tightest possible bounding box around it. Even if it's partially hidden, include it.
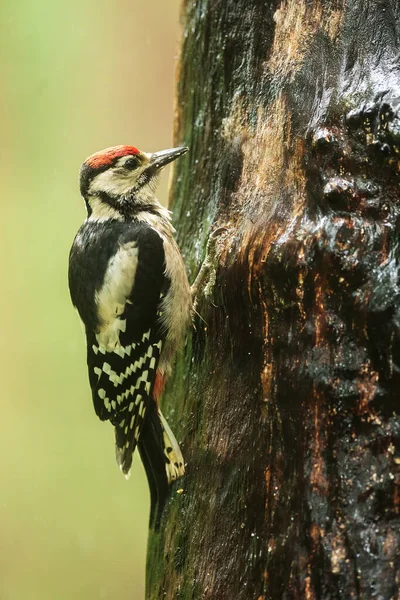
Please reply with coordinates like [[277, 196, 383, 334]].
[[153, 370, 167, 403]]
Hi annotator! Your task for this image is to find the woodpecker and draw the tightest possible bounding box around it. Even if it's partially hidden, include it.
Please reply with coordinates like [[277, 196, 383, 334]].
[[68, 144, 192, 525]]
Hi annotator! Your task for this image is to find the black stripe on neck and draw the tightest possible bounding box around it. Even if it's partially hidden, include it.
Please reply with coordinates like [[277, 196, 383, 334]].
[[86, 192, 161, 221]]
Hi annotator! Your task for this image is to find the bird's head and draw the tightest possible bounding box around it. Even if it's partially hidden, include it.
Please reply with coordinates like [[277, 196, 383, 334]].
[[80, 144, 188, 219]]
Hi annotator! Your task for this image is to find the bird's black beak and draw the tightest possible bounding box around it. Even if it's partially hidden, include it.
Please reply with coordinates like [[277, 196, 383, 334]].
[[150, 146, 188, 170]]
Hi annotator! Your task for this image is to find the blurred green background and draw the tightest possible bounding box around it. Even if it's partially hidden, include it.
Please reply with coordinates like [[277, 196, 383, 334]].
[[0, 1, 181, 598]]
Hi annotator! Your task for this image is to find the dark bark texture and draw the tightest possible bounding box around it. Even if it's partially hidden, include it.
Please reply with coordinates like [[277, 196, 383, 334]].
[[146, 1, 400, 598]]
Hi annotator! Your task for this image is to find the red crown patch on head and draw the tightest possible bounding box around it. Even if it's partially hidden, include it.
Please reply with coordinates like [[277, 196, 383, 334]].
[[86, 145, 140, 169]]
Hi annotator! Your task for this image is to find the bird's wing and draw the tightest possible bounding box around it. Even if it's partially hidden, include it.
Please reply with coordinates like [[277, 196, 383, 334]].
[[86, 222, 169, 475]]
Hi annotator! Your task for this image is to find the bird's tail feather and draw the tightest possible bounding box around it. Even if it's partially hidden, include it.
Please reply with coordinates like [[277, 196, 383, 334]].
[[138, 405, 184, 529], [158, 409, 185, 483], [114, 417, 139, 479]]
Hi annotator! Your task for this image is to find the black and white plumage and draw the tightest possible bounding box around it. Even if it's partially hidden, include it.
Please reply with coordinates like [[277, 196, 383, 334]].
[[68, 144, 191, 525]]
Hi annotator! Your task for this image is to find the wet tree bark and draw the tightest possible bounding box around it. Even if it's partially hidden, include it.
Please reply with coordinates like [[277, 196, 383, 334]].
[[146, 1, 400, 598]]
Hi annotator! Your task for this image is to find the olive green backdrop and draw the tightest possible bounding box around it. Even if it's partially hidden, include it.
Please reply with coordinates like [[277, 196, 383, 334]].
[[0, 1, 181, 598]]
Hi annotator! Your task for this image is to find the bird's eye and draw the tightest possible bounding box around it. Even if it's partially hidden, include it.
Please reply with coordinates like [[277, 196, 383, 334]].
[[124, 156, 139, 170]]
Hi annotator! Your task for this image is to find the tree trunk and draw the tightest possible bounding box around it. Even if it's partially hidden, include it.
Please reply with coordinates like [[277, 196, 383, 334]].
[[146, 1, 400, 598]]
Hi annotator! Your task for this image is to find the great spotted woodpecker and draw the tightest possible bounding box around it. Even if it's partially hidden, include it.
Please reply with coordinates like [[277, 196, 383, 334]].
[[68, 144, 192, 524]]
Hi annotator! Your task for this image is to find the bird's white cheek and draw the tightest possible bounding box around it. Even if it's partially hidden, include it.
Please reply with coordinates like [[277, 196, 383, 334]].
[[89, 170, 138, 196]]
